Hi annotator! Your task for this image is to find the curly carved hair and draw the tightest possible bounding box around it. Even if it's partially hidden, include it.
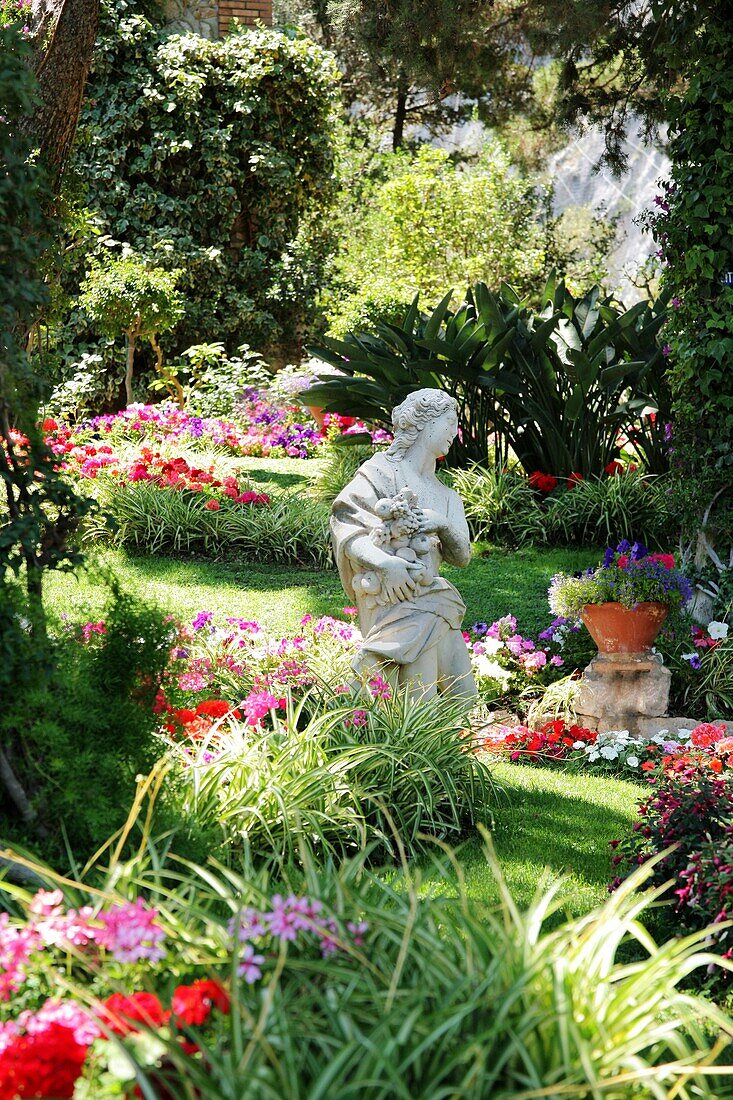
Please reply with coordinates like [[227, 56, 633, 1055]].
[[385, 389, 457, 462]]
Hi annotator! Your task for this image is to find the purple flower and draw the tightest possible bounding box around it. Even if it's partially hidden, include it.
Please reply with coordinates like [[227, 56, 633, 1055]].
[[603, 547, 615, 568], [238, 944, 265, 983], [191, 610, 214, 631]]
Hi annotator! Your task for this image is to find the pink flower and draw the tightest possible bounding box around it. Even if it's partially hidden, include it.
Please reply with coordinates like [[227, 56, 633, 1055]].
[[519, 651, 547, 674], [205, 499, 221, 511], [0, 915, 40, 1002], [18, 998, 100, 1046], [96, 898, 166, 963], [242, 690, 286, 725], [368, 675, 392, 700], [238, 944, 265, 983], [178, 671, 208, 692]]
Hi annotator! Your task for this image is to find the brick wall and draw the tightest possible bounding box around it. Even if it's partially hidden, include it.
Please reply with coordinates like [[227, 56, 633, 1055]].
[[218, 0, 272, 34]]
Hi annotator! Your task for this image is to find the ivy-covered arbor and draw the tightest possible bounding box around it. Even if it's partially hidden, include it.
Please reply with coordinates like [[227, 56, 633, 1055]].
[[71, 14, 341, 356], [654, 11, 733, 611]]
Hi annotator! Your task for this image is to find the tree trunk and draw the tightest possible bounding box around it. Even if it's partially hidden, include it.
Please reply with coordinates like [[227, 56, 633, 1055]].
[[150, 333, 185, 409], [392, 71, 409, 151], [125, 326, 138, 407], [19, 0, 100, 193]]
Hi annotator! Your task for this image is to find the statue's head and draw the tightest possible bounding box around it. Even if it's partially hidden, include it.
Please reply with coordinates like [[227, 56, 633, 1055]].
[[385, 389, 458, 461]]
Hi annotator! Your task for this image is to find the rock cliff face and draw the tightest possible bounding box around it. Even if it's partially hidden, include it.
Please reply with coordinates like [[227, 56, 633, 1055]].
[[548, 123, 669, 303], [416, 106, 670, 303]]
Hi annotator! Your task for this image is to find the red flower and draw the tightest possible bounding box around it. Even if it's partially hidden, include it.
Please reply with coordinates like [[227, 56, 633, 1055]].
[[41, 417, 59, 433], [648, 553, 675, 569], [566, 472, 584, 488], [195, 700, 241, 719], [617, 554, 630, 568], [528, 471, 558, 493], [100, 992, 169, 1037], [0, 1023, 88, 1100], [604, 460, 624, 476], [171, 979, 230, 1027], [204, 499, 221, 511]]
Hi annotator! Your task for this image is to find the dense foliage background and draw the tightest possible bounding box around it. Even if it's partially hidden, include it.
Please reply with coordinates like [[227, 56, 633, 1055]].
[[67, 5, 340, 359]]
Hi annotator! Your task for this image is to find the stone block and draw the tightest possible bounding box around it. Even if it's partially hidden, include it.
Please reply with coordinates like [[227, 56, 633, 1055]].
[[576, 651, 671, 734]]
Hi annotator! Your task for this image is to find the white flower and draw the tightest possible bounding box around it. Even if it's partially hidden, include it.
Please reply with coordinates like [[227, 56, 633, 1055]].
[[708, 621, 729, 640], [681, 652, 698, 662], [626, 755, 640, 768], [600, 746, 619, 760], [482, 636, 504, 655], [587, 750, 600, 762], [572, 740, 586, 750], [474, 655, 512, 682]]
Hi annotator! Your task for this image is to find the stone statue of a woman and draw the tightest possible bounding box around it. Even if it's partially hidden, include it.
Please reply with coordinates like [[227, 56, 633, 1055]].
[[330, 389, 477, 703]]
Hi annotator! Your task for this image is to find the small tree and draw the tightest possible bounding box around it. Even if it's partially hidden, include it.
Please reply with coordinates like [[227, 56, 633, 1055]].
[[80, 254, 184, 406]]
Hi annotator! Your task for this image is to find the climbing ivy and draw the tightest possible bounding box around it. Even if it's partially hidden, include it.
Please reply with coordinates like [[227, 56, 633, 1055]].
[[70, 4, 341, 356], [652, 12, 733, 574]]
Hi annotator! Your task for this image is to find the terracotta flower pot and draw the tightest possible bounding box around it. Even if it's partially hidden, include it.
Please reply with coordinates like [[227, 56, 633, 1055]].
[[582, 601, 669, 654], [305, 404, 327, 430]]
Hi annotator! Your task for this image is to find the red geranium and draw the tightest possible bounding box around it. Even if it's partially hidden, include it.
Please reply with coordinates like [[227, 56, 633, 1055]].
[[566, 472, 584, 488], [171, 979, 230, 1027], [195, 700, 241, 719], [100, 992, 169, 1037], [0, 1023, 88, 1100], [528, 471, 558, 493], [604, 460, 624, 476]]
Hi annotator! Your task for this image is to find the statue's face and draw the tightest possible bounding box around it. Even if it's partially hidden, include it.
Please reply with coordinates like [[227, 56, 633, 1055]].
[[419, 406, 459, 459]]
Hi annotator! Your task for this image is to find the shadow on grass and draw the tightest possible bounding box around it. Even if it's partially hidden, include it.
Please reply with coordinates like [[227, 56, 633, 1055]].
[[240, 468, 312, 490], [489, 771, 634, 888], [113, 551, 346, 619]]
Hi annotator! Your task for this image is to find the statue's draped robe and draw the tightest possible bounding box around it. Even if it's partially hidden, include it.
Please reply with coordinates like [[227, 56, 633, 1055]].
[[331, 453, 467, 669]]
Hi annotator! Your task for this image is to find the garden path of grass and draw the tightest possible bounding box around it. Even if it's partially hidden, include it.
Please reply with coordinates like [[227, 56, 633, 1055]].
[[435, 763, 644, 915], [45, 543, 600, 638]]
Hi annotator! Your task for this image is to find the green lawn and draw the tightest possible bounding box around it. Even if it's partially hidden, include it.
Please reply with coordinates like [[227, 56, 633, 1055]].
[[44, 542, 599, 638]]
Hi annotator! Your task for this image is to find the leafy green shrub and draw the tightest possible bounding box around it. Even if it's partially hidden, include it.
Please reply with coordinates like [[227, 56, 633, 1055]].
[[449, 464, 546, 546], [611, 760, 733, 989], [308, 277, 671, 475], [86, 481, 332, 565], [652, 14, 733, 615], [325, 143, 547, 335], [174, 693, 490, 867], [69, 10, 340, 355], [546, 472, 675, 547], [0, 583, 185, 861], [80, 252, 184, 406], [181, 342, 271, 419]]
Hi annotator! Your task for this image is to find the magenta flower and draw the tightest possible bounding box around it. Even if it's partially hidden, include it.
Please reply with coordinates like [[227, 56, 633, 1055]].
[[368, 675, 392, 700], [96, 898, 166, 963]]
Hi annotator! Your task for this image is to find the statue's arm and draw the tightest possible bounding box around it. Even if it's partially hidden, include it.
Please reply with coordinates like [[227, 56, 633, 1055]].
[[420, 495, 472, 567]]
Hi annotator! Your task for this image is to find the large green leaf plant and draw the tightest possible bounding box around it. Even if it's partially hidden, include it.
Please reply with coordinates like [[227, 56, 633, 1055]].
[[307, 277, 671, 477]]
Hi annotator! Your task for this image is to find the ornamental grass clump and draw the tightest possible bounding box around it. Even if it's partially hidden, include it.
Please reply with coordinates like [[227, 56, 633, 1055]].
[[169, 691, 492, 867], [2, 827, 733, 1098], [549, 539, 693, 619]]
